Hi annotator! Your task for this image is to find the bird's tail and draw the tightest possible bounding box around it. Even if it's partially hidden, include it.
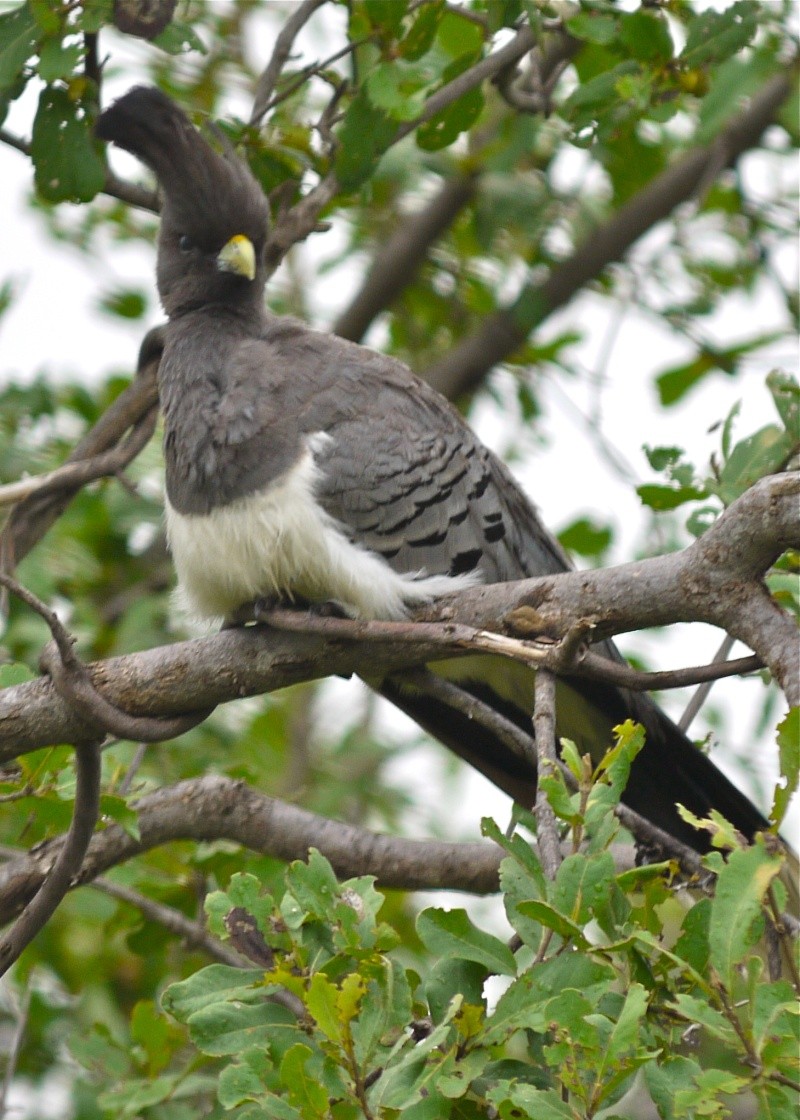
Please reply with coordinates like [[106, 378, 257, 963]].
[[377, 653, 798, 917]]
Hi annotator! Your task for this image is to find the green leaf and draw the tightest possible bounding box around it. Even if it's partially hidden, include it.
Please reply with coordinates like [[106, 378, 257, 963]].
[[566, 11, 618, 46], [161, 964, 266, 1022], [515, 899, 590, 948], [767, 370, 800, 438], [772, 708, 800, 826], [752, 1084, 800, 1120], [673, 897, 711, 975], [98, 288, 148, 320], [400, 0, 444, 60], [37, 36, 81, 82], [335, 89, 397, 191], [558, 516, 612, 559], [751, 979, 799, 1059], [416, 908, 516, 975], [31, 85, 105, 202], [655, 351, 719, 405], [29, 0, 61, 34], [483, 955, 614, 1044], [98, 793, 140, 840], [425, 957, 487, 1023], [285, 848, 341, 917], [435, 9, 483, 60], [0, 1, 42, 90], [487, 1081, 574, 1117], [365, 0, 408, 36], [280, 1043, 329, 1116], [306, 972, 342, 1043], [417, 86, 484, 151], [552, 851, 616, 926], [151, 19, 206, 55], [681, 1, 758, 68], [637, 482, 707, 511], [594, 983, 648, 1070], [129, 1000, 178, 1076], [366, 60, 429, 121], [187, 999, 300, 1057], [217, 1055, 269, 1108], [674, 1066, 749, 1114], [714, 424, 795, 506], [645, 1055, 706, 1120], [0, 661, 35, 686], [619, 10, 673, 62], [708, 840, 783, 983], [76, 0, 114, 35]]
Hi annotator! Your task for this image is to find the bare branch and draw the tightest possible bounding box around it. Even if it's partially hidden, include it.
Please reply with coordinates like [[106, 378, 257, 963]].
[[533, 669, 562, 878], [0, 979, 30, 1112], [1, 327, 160, 580], [0, 474, 795, 762], [92, 877, 247, 967], [0, 737, 101, 977], [678, 635, 736, 733], [333, 173, 478, 342], [0, 775, 505, 926], [249, 0, 330, 127], [264, 20, 542, 270], [0, 127, 159, 212], [424, 69, 796, 399]]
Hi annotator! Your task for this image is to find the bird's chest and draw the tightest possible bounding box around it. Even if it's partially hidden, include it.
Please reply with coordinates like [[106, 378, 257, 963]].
[[164, 443, 339, 620]]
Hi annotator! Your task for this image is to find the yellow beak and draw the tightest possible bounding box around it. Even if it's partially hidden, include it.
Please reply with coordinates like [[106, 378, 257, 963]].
[[217, 234, 256, 281]]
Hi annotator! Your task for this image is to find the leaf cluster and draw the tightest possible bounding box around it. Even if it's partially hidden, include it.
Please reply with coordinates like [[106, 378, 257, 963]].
[[68, 724, 799, 1119]]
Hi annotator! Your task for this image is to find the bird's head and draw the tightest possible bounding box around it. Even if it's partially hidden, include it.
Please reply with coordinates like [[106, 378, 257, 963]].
[[96, 86, 270, 317]]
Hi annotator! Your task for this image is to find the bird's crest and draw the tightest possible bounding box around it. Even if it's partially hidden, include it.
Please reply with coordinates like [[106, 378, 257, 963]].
[[96, 86, 268, 248]]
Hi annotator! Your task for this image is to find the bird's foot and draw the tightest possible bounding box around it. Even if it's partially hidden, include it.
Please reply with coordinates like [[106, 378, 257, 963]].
[[225, 595, 354, 630]]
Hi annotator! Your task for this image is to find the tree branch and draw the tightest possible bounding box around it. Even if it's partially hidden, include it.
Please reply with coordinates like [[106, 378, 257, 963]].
[[249, 0, 330, 127], [264, 20, 542, 271], [332, 173, 479, 342], [0, 326, 161, 581], [0, 775, 505, 926], [0, 474, 795, 762], [0, 737, 101, 977], [533, 669, 562, 879], [0, 127, 159, 212], [424, 69, 796, 398]]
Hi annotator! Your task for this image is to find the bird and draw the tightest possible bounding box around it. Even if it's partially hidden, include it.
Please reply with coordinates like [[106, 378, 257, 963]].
[[95, 86, 795, 876]]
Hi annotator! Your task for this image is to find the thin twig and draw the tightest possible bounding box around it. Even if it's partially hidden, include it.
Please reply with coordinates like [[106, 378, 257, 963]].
[[92, 877, 245, 966], [532, 669, 563, 878], [0, 127, 159, 211], [249, 0, 329, 127], [0, 737, 101, 978], [0, 335, 161, 583], [678, 635, 736, 733]]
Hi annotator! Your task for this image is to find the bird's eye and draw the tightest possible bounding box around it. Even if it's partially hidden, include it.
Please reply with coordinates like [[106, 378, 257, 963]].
[[178, 235, 194, 253]]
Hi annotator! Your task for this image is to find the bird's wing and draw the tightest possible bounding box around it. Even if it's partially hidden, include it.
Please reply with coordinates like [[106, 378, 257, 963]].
[[259, 325, 571, 585]]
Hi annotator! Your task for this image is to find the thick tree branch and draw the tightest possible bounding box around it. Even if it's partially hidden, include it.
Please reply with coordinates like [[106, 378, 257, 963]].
[[0, 127, 159, 211], [424, 69, 796, 398], [0, 775, 504, 926], [0, 475, 795, 761], [332, 173, 479, 342], [0, 331, 161, 578]]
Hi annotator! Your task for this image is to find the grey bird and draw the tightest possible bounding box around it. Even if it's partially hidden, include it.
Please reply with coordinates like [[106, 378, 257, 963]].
[[95, 86, 792, 868]]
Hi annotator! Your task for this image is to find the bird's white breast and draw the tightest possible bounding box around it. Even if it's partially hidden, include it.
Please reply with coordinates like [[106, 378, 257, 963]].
[[165, 437, 478, 622]]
